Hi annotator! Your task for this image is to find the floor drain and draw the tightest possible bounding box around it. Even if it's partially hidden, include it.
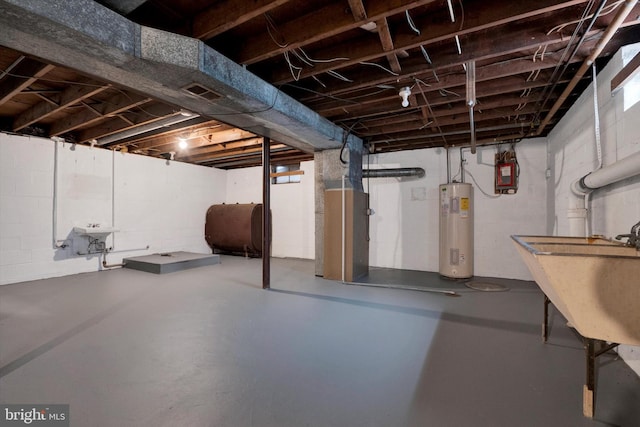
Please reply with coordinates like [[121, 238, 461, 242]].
[[465, 281, 510, 292]]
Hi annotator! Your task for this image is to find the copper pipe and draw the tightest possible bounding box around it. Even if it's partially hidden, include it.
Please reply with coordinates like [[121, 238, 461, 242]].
[[536, 0, 638, 135]]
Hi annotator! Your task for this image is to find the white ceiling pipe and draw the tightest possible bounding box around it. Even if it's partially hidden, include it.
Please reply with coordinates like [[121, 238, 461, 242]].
[[573, 151, 640, 194]]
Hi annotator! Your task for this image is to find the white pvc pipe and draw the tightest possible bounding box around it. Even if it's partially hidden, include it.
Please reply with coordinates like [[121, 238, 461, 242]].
[[569, 150, 640, 236], [574, 151, 640, 192], [52, 138, 66, 248]]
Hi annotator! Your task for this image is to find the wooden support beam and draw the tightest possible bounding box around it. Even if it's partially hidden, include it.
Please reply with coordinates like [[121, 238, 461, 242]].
[[0, 59, 55, 106], [188, 142, 287, 163], [300, 35, 600, 103], [13, 79, 109, 131], [192, 0, 291, 40], [376, 18, 401, 73], [50, 91, 151, 136], [348, 0, 368, 21], [319, 73, 561, 118], [75, 103, 179, 143], [130, 126, 253, 151], [237, 0, 439, 64], [611, 51, 640, 93], [267, 0, 595, 84]]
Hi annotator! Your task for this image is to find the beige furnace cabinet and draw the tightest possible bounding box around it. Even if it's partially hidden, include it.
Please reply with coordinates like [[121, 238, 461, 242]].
[[323, 188, 369, 281]]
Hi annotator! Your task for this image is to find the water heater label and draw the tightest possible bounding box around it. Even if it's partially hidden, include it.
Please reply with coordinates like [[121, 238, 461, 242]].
[[451, 197, 460, 214], [441, 188, 449, 214], [460, 197, 469, 218], [450, 248, 459, 265]]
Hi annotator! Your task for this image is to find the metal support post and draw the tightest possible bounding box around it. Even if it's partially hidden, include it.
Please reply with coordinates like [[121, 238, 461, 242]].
[[262, 137, 271, 290]]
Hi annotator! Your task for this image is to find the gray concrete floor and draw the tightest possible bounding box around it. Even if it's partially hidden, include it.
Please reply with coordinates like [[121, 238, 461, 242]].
[[1, 256, 638, 426]]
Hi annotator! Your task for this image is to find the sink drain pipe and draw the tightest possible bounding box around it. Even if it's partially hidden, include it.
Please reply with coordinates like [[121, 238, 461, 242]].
[[102, 249, 126, 269]]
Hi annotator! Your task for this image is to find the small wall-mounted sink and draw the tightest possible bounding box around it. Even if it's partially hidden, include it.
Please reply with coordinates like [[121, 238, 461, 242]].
[[73, 225, 119, 238]]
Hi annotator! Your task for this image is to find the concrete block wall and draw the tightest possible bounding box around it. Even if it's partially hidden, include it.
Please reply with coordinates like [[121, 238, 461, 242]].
[[547, 45, 640, 375], [365, 140, 548, 281], [0, 133, 226, 285], [225, 160, 315, 259]]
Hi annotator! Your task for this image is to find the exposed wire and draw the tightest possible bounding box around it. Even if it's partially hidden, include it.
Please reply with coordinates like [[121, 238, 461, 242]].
[[454, 35, 462, 55], [539, 44, 548, 62], [283, 83, 360, 104], [327, 70, 353, 82], [420, 45, 433, 64], [206, 86, 282, 116], [291, 49, 314, 67], [457, 0, 465, 31], [283, 51, 302, 81], [532, 45, 542, 62], [339, 120, 362, 164], [463, 167, 501, 198], [264, 13, 288, 48], [359, 61, 399, 76], [405, 10, 421, 35], [447, 0, 456, 22], [414, 78, 448, 146], [298, 47, 349, 63], [532, 0, 602, 130], [439, 88, 461, 97], [546, 0, 623, 35], [311, 75, 326, 88]]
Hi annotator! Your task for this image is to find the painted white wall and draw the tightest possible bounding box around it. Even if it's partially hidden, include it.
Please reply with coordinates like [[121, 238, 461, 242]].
[[225, 160, 315, 259], [547, 45, 640, 375], [365, 140, 548, 280], [0, 133, 226, 285]]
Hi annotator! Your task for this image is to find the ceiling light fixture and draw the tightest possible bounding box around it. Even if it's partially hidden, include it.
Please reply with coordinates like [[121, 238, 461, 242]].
[[399, 86, 411, 107], [178, 137, 188, 149]]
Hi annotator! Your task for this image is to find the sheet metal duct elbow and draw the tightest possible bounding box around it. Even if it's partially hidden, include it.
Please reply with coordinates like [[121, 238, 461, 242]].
[[362, 167, 425, 178]]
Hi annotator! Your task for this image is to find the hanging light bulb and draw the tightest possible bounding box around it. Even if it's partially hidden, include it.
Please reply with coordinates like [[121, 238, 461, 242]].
[[178, 137, 188, 150], [399, 86, 411, 107]]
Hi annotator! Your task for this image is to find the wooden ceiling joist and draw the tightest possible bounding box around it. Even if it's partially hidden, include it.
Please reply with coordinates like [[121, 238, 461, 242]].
[[0, 58, 55, 106]]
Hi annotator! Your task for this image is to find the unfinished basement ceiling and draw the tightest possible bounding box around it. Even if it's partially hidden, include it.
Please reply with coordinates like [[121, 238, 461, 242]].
[[1, 0, 639, 168]]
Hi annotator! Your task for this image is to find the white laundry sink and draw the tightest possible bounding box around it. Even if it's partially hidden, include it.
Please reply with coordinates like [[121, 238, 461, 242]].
[[73, 225, 118, 238]]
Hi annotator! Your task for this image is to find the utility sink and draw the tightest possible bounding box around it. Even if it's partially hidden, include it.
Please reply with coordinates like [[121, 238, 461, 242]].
[[512, 235, 640, 418], [73, 225, 118, 238], [511, 235, 640, 345]]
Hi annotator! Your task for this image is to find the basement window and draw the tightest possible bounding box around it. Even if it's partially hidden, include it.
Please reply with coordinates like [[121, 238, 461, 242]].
[[623, 72, 640, 112], [617, 44, 640, 112], [271, 164, 302, 184]]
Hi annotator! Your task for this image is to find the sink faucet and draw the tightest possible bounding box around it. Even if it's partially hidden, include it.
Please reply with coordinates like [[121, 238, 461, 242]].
[[615, 220, 640, 250]]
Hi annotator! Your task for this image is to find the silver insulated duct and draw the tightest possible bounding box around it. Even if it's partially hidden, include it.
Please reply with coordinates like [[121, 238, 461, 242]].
[[362, 168, 425, 178]]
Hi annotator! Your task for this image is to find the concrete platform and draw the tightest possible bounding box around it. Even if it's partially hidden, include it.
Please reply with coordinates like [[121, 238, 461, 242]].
[[123, 251, 220, 274]]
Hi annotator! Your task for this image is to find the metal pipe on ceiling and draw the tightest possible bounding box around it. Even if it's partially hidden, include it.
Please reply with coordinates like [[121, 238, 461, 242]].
[[536, 0, 638, 135]]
